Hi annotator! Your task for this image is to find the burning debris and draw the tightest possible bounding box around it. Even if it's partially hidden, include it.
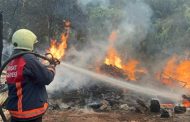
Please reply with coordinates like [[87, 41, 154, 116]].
[[99, 31, 148, 82], [159, 54, 190, 88], [100, 64, 126, 79]]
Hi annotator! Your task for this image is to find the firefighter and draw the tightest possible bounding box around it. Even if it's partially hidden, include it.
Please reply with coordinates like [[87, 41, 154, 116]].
[[6, 29, 56, 122]]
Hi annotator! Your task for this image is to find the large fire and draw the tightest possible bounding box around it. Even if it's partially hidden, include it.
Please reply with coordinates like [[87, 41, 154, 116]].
[[104, 31, 147, 81], [48, 20, 71, 60], [160, 55, 190, 88], [45, 22, 190, 108]]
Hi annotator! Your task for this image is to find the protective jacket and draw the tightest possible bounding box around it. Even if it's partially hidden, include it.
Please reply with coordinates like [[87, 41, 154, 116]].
[[6, 50, 55, 120]]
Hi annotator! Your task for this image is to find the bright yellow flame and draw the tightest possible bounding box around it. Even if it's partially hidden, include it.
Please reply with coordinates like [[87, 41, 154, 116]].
[[104, 47, 122, 69], [48, 20, 71, 60], [49, 34, 68, 60]]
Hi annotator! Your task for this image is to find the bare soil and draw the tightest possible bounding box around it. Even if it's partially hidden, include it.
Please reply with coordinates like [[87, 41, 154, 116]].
[[43, 109, 190, 122]]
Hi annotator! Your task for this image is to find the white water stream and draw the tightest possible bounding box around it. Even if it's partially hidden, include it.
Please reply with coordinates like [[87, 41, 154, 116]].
[[60, 62, 183, 101]]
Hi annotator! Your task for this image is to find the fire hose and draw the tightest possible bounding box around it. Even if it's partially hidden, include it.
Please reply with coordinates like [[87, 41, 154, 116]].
[[0, 51, 60, 122]]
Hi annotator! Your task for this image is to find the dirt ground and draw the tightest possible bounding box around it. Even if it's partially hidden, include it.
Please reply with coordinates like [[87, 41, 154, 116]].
[[43, 109, 190, 122]]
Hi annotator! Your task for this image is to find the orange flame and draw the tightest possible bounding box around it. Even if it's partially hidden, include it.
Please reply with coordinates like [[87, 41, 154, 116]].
[[104, 31, 147, 80], [123, 60, 147, 81], [161, 56, 177, 85], [48, 20, 71, 60], [183, 100, 190, 107], [161, 55, 190, 88], [49, 34, 68, 60]]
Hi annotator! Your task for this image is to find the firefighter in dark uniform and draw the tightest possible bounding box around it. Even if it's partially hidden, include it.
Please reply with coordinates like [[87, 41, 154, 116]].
[[6, 29, 56, 122]]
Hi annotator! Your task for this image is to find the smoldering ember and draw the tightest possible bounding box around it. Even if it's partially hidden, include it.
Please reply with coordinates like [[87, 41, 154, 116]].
[[1, 0, 190, 122]]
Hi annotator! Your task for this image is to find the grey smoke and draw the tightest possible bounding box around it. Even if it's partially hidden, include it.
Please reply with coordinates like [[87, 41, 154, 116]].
[[47, 40, 108, 92], [117, 1, 152, 47], [77, 0, 110, 10]]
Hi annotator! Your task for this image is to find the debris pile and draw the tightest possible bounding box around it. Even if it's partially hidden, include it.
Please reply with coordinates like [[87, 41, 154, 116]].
[[100, 64, 126, 79]]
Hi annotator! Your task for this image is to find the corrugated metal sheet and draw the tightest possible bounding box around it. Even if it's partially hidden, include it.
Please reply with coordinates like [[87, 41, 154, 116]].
[[0, 92, 8, 106]]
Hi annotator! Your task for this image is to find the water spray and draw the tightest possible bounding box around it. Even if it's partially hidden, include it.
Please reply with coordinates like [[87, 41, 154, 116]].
[[60, 62, 182, 101]]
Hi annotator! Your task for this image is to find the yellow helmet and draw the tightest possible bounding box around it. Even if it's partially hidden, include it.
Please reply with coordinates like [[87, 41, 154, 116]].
[[12, 29, 38, 51]]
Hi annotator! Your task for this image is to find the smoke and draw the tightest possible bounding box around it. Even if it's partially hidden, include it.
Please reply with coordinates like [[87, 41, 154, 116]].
[[77, 0, 110, 10], [78, 0, 153, 60], [117, 1, 152, 52], [47, 0, 153, 92], [78, 0, 153, 56]]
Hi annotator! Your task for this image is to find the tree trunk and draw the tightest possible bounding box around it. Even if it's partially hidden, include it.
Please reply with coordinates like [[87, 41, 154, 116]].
[[0, 12, 3, 66]]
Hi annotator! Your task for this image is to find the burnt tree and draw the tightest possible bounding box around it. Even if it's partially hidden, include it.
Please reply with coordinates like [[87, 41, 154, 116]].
[[0, 12, 3, 66]]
